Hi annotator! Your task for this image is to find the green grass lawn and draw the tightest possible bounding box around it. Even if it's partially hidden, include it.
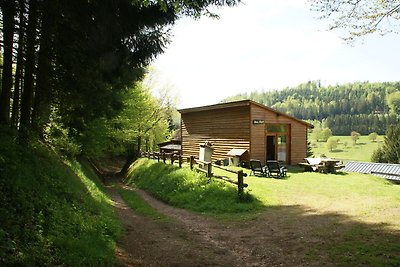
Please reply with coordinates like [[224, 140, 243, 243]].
[[311, 135, 384, 162], [127, 158, 400, 266]]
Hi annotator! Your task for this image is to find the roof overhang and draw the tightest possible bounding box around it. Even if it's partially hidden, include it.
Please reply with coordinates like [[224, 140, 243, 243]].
[[178, 100, 314, 129]]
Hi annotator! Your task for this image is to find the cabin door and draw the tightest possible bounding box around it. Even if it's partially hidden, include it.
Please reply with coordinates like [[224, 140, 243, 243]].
[[266, 134, 288, 163], [266, 135, 276, 161]]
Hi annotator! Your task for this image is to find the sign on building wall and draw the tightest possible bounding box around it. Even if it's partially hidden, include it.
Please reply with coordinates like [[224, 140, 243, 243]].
[[252, 119, 265, 125]]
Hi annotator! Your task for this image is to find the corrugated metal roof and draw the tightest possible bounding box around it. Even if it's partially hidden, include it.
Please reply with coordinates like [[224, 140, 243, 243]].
[[160, 144, 181, 151], [342, 161, 400, 181]]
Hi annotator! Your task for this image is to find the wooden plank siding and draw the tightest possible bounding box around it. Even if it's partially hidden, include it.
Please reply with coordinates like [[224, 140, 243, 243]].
[[250, 104, 308, 165], [181, 105, 251, 161], [180, 100, 312, 165]]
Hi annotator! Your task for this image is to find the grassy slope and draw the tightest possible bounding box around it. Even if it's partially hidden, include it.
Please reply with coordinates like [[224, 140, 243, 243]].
[[0, 129, 121, 266], [311, 135, 384, 162], [126, 158, 400, 265], [125, 158, 263, 215]]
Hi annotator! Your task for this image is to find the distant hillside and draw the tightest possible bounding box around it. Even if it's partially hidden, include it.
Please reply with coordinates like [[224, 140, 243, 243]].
[[222, 81, 400, 135]]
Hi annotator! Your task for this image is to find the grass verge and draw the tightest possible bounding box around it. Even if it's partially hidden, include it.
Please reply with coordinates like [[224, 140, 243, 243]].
[[0, 129, 122, 266], [125, 158, 263, 215], [115, 185, 170, 221]]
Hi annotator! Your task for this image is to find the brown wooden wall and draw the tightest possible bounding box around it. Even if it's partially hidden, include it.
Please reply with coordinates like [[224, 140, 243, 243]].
[[181, 106, 251, 161], [250, 104, 308, 165]]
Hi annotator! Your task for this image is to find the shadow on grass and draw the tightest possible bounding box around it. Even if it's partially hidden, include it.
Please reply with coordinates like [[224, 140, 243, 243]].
[[251, 204, 400, 266], [125, 158, 400, 266], [331, 149, 344, 152]]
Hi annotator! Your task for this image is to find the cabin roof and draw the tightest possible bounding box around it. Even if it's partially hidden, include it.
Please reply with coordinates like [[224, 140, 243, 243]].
[[178, 100, 314, 128]]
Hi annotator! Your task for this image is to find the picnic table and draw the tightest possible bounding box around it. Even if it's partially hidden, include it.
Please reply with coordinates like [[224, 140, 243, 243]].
[[299, 157, 344, 173]]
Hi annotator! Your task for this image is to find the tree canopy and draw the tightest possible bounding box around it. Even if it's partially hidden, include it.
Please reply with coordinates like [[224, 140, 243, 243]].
[[0, 0, 239, 155], [310, 0, 400, 41], [223, 81, 400, 135]]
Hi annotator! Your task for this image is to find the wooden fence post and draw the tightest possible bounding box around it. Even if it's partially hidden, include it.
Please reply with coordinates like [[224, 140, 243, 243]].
[[207, 162, 212, 177], [190, 156, 194, 170], [171, 153, 175, 165], [157, 152, 160, 162], [238, 170, 244, 200], [162, 152, 166, 163], [178, 155, 182, 168]]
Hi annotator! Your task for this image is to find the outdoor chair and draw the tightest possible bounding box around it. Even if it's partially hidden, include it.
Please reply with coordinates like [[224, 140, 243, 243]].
[[266, 160, 287, 178], [249, 159, 269, 177]]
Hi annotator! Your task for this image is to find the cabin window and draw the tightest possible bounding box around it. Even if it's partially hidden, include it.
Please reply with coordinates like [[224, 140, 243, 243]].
[[266, 124, 289, 133], [277, 135, 287, 161]]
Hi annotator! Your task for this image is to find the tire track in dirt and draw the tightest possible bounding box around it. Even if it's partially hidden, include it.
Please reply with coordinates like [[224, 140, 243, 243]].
[[108, 183, 253, 267]]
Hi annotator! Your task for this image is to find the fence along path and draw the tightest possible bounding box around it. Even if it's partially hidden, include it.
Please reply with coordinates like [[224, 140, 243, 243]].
[[142, 152, 248, 199]]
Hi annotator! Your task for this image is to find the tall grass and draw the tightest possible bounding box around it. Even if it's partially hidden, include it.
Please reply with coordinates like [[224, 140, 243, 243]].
[[0, 129, 122, 266], [125, 158, 263, 214]]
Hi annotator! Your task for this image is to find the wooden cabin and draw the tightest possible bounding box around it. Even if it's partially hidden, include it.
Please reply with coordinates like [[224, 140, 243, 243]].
[[179, 100, 313, 165]]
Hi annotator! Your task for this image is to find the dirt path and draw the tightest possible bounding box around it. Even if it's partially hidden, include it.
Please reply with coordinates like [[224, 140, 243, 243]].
[[107, 182, 318, 267], [94, 160, 322, 267], [108, 185, 244, 266]]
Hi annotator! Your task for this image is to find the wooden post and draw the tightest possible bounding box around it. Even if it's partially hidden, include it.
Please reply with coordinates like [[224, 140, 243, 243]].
[[207, 162, 212, 177], [238, 170, 244, 200], [157, 152, 160, 162], [190, 156, 195, 170], [162, 152, 166, 163], [178, 155, 182, 168], [171, 153, 175, 165]]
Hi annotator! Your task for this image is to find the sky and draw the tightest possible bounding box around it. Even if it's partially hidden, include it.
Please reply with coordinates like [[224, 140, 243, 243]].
[[151, 0, 400, 109]]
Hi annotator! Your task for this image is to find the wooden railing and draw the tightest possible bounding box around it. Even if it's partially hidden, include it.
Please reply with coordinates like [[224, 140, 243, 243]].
[[141, 152, 248, 199]]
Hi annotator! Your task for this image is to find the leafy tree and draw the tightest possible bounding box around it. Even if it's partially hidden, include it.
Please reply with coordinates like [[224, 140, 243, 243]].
[[368, 132, 378, 142], [311, 128, 322, 142], [320, 127, 332, 142], [386, 91, 400, 115], [326, 137, 338, 152], [351, 131, 361, 145], [310, 0, 400, 42]]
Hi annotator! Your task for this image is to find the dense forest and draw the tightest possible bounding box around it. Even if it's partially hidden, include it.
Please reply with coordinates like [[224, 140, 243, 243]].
[[0, 0, 240, 265], [223, 81, 400, 135]]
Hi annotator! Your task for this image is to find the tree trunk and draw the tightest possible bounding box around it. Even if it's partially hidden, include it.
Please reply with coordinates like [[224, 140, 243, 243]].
[[32, 0, 56, 138], [0, 0, 16, 124], [11, 0, 26, 129], [19, 0, 38, 132], [120, 136, 142, 176]]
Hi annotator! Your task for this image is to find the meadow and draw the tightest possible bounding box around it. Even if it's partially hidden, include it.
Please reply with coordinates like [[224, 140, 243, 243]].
[[310, 135, 384, 163]]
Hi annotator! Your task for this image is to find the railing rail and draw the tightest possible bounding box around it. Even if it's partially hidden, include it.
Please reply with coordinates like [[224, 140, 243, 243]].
[[140, 151, 248, 199]]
